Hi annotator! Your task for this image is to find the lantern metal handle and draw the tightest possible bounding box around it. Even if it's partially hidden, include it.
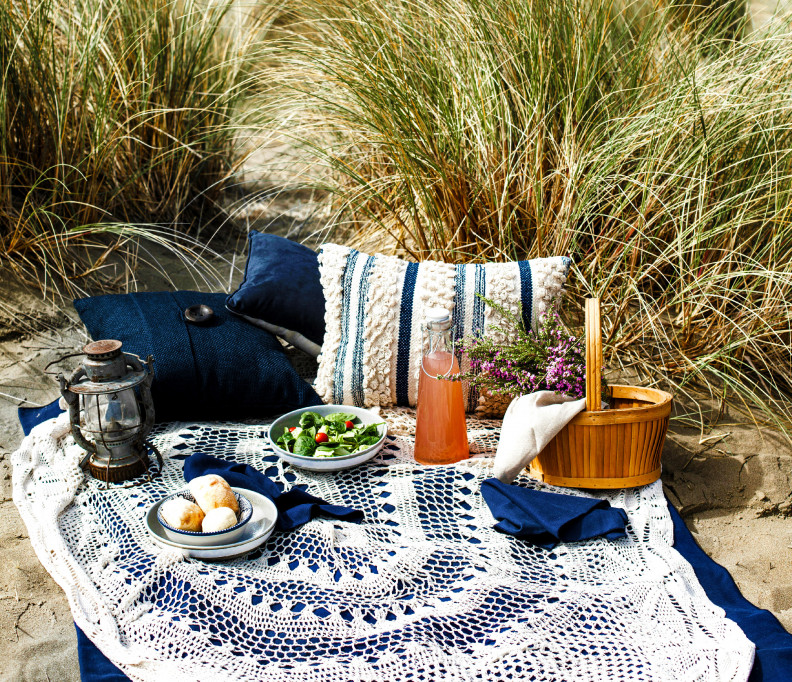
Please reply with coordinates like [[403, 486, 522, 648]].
[[128, 353, 156, 446], [43, 352, 86, 376], [57, 372, 95, 461]]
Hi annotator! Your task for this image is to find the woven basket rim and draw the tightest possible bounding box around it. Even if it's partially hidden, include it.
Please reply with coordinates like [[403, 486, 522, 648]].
[[572, 384, 673, 423]]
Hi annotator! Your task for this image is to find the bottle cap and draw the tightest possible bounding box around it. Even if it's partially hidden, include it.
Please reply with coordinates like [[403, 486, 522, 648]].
[[425, 307, 452, 331]]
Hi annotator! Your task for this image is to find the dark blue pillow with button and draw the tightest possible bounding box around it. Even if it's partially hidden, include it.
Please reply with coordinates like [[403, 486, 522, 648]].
[[226, 231, 325, 356], [73, 291, 322, 423]]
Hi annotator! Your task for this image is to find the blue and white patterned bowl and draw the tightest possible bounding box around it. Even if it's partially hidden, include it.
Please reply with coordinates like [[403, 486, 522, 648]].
[[156, 490, 253, 546]]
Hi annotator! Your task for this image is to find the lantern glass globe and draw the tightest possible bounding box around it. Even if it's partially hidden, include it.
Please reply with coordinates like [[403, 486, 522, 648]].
[[82, 390, 142, 439]]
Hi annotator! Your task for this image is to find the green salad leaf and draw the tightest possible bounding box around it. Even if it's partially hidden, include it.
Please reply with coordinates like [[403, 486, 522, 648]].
[[324, 412, 357, 424], [276, 412, 384, 458], [299, 411, 323, 429], [293, 432, 317, 456]]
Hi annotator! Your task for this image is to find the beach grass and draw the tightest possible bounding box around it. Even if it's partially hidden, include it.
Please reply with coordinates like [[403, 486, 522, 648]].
[[260, 0, 792, 429], [2, 0, 791, 431], [0, 0, 276, 296]]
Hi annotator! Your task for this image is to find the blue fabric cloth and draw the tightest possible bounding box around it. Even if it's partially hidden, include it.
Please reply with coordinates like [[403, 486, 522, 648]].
[[183, 452, 364, 532], [226, 231, 325, 345], [73, 291, 322, 423], [480, 478, 629, 549], [668, 503, 792, 681], [18, 399, 63, 436], [75, 625, 128, 682]]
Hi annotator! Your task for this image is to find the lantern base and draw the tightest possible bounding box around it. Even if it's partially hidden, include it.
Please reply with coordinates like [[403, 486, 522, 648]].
[[88, 451, 149, 484]]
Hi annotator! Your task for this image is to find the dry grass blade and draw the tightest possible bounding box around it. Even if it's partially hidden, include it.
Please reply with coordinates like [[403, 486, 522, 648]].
[[0, 0, 281, 296]]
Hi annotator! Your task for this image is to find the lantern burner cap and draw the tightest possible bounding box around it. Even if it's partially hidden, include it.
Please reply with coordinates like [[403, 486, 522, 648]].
[[83, 339, 123, 359]]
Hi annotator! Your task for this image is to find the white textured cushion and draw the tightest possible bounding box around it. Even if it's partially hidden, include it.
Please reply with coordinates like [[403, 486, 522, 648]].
[[316, 244, 571, 414]]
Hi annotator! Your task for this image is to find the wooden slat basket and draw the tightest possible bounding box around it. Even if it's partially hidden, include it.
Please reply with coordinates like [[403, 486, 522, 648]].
[[528, 298, 673, 489]]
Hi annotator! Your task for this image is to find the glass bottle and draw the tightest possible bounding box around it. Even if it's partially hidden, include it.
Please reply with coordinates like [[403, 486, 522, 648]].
[[414, 308, 469, 465]]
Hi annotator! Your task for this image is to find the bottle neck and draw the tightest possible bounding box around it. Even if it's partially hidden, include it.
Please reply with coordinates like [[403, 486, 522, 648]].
[[425, 327, 454, 355]]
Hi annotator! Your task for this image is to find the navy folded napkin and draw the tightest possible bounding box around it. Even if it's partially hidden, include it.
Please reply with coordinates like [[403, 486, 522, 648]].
[[480, 478, 629, 549], [183, 452, 363, 532]]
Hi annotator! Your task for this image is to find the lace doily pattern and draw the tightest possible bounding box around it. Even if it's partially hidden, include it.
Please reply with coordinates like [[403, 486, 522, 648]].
[[315, 246, 572, 415], [12, 411, 754, 682]]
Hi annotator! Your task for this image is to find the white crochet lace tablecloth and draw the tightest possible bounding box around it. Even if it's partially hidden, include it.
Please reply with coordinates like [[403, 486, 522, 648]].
[[12, 409, 754, 682]]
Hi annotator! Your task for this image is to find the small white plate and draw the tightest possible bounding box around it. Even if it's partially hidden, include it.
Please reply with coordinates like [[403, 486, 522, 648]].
[[268, 405, 387, 472], [146, 487, 278, 560]]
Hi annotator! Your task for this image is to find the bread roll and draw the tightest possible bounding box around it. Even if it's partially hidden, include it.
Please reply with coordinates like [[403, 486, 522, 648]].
[[202, 507, 238, 533], [160, 497, 204, 531], [189, 474, 239, 514]]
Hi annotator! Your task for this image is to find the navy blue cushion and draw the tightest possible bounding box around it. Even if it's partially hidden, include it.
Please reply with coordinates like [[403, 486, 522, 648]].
[[73, 291, 322, 423], [226, 232, 325, 346]]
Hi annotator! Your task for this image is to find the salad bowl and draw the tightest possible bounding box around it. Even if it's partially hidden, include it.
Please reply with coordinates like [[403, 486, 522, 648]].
[[268, 405, 387, 472]]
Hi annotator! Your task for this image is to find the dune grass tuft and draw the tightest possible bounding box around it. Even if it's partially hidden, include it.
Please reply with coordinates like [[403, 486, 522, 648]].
[[0, 0, 275, 296], [261, 0, 792, 429]]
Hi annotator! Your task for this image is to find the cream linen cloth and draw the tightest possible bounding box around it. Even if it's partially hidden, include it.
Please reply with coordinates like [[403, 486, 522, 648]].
[[493, 391, 587, 483]]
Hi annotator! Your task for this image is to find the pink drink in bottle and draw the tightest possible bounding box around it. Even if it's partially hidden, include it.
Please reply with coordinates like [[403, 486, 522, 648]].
[[414, 308, 469, 465]]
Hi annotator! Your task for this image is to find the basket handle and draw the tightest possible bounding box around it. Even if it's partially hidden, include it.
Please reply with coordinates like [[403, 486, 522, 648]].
[[585, 298, 602, 412]]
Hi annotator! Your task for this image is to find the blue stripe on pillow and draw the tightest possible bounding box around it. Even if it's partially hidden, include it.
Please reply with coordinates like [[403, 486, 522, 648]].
[[396, 262, 419, 406], [454, 265, 473, 411], [453, 265, 466, 343], [351, 254, 376, 406], [472, 264, 486, 336], [518, 259, 533, 330], [334, 249, 360, 403], [468, 264, 486, 410]]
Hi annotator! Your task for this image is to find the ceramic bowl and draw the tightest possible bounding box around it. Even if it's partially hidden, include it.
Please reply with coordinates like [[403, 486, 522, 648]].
[[157, 490, 253, 546], [268, 404, 387, 472], [147, 487, 278, 560]]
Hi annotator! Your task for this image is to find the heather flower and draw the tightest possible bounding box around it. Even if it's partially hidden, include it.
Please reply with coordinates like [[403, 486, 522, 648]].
[[452, 295, 593, 400]]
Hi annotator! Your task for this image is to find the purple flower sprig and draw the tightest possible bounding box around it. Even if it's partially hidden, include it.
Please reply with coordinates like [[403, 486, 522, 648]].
[[455, 296, 587, 399]]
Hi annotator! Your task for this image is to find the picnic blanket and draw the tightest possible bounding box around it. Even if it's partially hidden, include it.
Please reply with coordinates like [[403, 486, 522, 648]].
[[12, 409, 755, 681]]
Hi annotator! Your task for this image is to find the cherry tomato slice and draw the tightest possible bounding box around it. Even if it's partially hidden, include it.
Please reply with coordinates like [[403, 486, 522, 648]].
[[315, 432, 329, 444], [344, 420, 354, 429], [288, 426, 296, 432]]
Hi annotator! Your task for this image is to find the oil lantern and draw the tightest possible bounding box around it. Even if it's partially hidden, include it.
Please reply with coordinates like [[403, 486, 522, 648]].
[[56, 340, 161, 484]]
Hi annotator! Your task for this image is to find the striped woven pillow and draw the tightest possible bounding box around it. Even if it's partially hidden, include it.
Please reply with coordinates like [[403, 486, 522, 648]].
[[315, 244, 571, 414]]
